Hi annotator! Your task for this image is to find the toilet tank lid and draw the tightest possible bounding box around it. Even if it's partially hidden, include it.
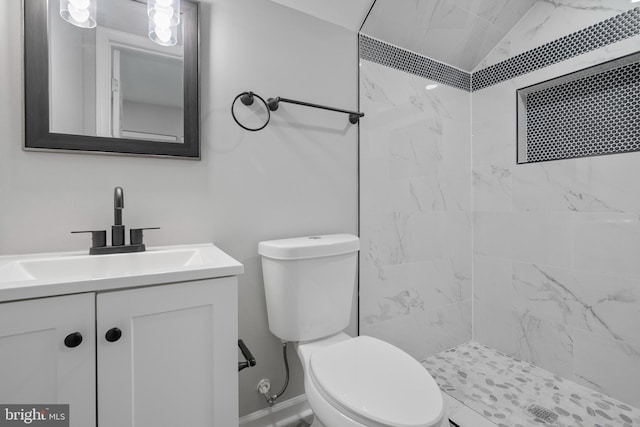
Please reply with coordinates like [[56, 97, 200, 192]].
[[258, 234, 359, 260]]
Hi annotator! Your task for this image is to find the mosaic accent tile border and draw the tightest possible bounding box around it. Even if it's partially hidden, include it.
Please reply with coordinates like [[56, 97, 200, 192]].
[[360, 9, 640, 93], [423, 341, 640, 427], [517, 51, 640, 163], [472, 7, 640, 91], [359, 34, 471, 92]]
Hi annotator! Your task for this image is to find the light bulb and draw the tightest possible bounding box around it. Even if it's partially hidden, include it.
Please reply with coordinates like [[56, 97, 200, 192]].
[[153, 8, 174, 29], [149, 22, 177, 46], [148, 0, 179, 46], [148, 0, 179, 26], [68, 0, 90, 9], [155, 26, 172, 43], [60, 0, 96, 28], [68, 3, 90, 24]]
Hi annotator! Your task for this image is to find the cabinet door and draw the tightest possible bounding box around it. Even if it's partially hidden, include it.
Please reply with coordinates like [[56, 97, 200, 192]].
[[0, 293, 96, 427], [97, 277, 238, 427]]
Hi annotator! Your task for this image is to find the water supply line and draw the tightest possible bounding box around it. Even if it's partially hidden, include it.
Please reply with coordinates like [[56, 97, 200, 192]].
[[262, 341, 290, 406]]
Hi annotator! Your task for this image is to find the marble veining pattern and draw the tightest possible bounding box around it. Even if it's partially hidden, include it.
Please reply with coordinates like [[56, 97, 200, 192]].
[[471, 0, 640, 410], [473, 7, 640, 90], [424, 342, 640, 427], [361, 0, 538, 72], [359, 58, 472, 362], [477, 1, 640, 71], [359, 0, 640, 416], [360, 2, 640, 92]]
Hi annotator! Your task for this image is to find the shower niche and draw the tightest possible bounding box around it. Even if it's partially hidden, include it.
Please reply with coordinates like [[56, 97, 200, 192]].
[[517, 51, 640, 164]]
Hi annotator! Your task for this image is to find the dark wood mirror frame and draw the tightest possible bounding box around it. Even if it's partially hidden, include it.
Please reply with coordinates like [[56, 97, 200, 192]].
[[23, 0, 200, 158]]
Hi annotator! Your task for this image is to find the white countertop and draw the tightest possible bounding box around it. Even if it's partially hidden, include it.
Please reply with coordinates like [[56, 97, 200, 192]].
[[0, 243, 244, 303]]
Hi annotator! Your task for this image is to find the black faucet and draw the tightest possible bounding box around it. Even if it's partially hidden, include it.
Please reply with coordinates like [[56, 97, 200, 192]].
[[72, 187, 159, 255], [112, 187, 125, 246]]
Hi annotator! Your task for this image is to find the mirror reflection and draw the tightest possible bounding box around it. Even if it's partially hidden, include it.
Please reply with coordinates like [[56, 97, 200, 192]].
[[24, 0, 198, 158], [48, 0, 184, 143]]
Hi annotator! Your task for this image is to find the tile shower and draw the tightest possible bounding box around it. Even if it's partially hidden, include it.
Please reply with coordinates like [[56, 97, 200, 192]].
[[359, 1, 640, 426]]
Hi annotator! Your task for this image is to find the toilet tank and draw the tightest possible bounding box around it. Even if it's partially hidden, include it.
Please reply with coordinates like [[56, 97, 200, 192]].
[[258, 234, 359, 342]]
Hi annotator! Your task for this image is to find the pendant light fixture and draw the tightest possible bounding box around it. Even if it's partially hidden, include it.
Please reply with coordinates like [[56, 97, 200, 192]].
[[148, 0, 180, 46], [60, 0, 97, 28]]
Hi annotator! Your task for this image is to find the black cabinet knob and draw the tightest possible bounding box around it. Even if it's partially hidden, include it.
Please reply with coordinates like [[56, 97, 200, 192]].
[[64, 332, 83, 348], [105, 327, 122, 342]]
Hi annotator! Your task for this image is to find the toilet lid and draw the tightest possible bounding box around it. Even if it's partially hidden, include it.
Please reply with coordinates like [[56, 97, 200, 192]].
[[309, 336, 444, 427]]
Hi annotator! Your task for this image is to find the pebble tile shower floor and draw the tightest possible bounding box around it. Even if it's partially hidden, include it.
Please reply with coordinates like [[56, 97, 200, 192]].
[[423, 342, 640, 427]]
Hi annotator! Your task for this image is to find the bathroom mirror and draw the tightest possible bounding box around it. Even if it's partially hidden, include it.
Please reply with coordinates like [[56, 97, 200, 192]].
[[24, 0, 199, 158]]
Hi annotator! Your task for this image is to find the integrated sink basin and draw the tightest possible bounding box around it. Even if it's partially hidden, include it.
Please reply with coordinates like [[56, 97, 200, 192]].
[[0, 244, 244, 302], [18, 247, 204, 281]]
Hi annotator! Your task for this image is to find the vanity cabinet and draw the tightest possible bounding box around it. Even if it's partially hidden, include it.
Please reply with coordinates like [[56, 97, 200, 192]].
[[98, 277, 238, 427], [0, 277, 238, 427], [0, 293, 96, 426]]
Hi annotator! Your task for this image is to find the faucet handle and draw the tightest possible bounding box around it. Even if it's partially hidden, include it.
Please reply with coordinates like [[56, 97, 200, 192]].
[[130, 227, 160, 246], [71, 230, 107, 249]]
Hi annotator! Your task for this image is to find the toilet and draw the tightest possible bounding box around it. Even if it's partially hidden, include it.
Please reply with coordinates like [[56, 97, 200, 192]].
[[259, 234, 446, 427]]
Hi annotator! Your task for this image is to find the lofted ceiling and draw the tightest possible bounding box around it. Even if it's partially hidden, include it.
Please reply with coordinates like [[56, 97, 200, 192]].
[[267, 0, 539, 72], [361, 0, 538, 72], [360, 0, 638, 72], [270, 0, 375, 32]]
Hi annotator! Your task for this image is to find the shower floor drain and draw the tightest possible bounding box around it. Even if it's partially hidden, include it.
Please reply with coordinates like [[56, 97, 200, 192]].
[[527, 404, 558, 424]]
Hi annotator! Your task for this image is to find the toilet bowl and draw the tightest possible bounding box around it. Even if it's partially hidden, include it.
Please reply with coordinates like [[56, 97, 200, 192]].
[[258, 235, 446, 427], [297, 333, 446, 427]]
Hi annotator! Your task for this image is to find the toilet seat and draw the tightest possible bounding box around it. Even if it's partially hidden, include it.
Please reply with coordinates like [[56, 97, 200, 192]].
[[309, 336, 444, 427]]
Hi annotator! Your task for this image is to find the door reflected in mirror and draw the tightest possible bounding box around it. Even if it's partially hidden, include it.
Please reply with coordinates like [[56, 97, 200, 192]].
[[25, 0, 199, 158], [49, 0, 184, 143], [117, 49, 184, 143]]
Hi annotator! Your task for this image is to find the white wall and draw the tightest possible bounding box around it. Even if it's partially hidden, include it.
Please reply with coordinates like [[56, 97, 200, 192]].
[[49, 0, 89, 135], [0, 0, 358, 417], [122, 100, 183, 140]]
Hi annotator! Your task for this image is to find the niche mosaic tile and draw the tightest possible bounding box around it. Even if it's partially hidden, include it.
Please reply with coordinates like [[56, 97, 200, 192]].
[[472, 7, 640, 91], [516, 51, 640, 164], [359, 34, 471, 92], [423, 342, 640, 427]]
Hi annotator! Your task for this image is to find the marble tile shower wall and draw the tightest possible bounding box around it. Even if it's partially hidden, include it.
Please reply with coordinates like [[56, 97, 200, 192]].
[[474, 1, 639, 72], [359, 59, 472, 361], [472, 9, 640, 411]]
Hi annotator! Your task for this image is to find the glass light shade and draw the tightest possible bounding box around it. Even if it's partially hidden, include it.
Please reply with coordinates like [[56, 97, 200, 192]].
[[148, 0, 180, 46], [148, 0, 180, 27], [60, 0, 96, 29], [148, 22, 178, 47]]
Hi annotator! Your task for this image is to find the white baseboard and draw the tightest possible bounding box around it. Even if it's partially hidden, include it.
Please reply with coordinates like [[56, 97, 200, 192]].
[[239, 394, 313, 427]]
